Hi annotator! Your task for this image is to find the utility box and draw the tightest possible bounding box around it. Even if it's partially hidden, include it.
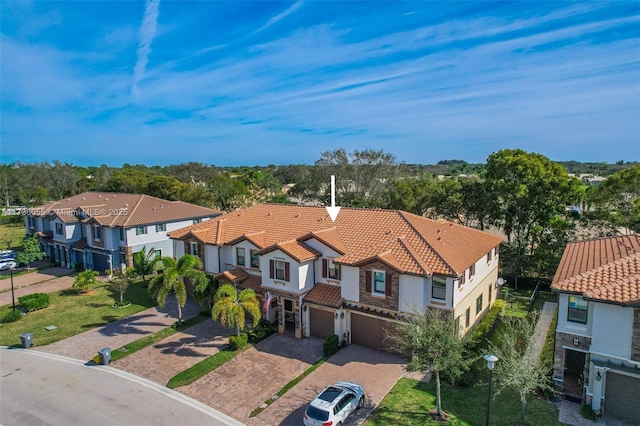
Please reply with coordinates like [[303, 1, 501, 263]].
[[97, 347, 111, 365], [19, 333, 33, 349]]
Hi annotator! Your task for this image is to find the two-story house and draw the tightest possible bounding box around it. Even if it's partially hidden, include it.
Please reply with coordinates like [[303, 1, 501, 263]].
[[168, 204, 502, 347], [25, 192, 220, 272], [551, 234, 640, 422]]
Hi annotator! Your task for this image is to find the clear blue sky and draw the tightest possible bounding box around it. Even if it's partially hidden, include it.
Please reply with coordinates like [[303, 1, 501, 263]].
[[1, 1, 639, 166]]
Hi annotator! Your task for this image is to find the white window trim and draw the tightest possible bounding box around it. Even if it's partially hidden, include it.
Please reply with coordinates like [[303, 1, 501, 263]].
[[372, 269, 386, 295], [250, 250, 259, 269], [93, 225, 101, 241], [236, 247, 246, 266], [274, 259, 286, 281], [432, 277, 447, 300], [328, 258, 340, 280]]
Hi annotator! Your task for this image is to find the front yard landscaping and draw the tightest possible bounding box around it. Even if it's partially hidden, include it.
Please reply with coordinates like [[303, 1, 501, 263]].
[[364, 378, 561, 426], [166, 347, 239, 389], [0, 281, 156, 347]]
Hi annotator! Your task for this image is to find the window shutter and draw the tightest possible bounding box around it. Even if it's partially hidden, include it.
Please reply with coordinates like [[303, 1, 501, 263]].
[[365, 271, 372, 292], [322, 259, 328, 278], [284, 262, 290, 282], [269, 260, 274, 279], [337, 265, 341, 280], [385, 273, 392, 296]]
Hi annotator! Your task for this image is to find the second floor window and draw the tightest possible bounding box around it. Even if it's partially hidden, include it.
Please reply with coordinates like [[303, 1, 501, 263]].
[[469, 263, 476, 278], [250, 250, 259, 268], [373, 270, 386, 295], [156, 223, 165, 232], [93, 225, 101, 241], [136, 226, 147, 235], [322, 258, 341, 280], [270, 259, 290, 281], [465, 307, 470, 328], [236, 247, 245, 266], [476, 294, 483, 316], [190, 242, 198, 256], [55, 223, 63, 235], [568, 296, 588, 324], [119, 228, 125, 241], [193, 218, 201, 224], [432, 277, 446, 300], [487, 251, 492, 263], [458, 271, 466, 288]]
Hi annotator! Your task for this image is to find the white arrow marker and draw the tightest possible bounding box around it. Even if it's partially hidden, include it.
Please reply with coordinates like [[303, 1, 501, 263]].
[[326, 175, 341, 222]]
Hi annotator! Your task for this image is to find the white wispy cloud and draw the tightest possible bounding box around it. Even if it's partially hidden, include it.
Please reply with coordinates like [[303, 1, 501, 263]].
[[131, 0, 160, 100], [251, 0, 303, 35]]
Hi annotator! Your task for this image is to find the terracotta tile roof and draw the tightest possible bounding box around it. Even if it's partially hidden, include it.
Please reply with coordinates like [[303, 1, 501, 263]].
[[32, 192, 220, 228], [552, 235, 640, 285], [256, 240, 322, 263], [168, 204, 503, 276], [552, 235, 640, 306], [303, 283, 344, 308], [214, 268, 262, 292]]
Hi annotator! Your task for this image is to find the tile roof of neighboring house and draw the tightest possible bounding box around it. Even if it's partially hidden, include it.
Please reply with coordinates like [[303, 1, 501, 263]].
[[214, 268, 262, 292], [32, 192, 220, 228], [552, 235, 640, 306], [71, 240, 88, 250], [168, 204, 503, 276], [303, 283, 344, 308], [256, 240, 322, 263]]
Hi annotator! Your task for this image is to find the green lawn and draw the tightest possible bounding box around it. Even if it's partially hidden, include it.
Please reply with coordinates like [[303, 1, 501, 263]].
[[167, 348, 238, 388], [364, 378, 561, 426], [0, 223, 26, 251], [0, 282, 156, 347]]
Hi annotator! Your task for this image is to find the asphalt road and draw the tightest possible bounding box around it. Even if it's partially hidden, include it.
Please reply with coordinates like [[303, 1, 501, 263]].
[[0, 347, 244, 426]]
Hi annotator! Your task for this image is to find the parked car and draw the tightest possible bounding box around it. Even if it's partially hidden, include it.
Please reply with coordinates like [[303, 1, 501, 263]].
[[0, 259, 17, 270], [303, 381, 365, 426]]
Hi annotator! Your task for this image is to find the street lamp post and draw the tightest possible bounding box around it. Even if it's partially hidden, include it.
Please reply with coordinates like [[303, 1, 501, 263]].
[[10, 266, 16, 311], [484, 354, 499, 426]]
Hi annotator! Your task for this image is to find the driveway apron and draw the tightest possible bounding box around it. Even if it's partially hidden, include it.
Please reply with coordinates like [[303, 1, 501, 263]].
[[252, 344, 407, 426], [112, 319, 232, 386], [178, 333, 323, 422], [35, 298, 201, 361]]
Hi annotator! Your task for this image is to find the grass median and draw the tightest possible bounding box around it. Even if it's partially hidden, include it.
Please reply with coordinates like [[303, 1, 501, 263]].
[[166, 347, 239, 389]]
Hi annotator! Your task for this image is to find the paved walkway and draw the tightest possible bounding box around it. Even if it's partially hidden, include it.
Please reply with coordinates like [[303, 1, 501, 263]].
[[251, 344, 407, 426], [0, 275, 74, 307], [35, 298, 201, 362], [179, 332, 324, 422], [558, 399, 630, 426], [1, 347, 243, 426], [529, 301, 557, 362], [0, 265, 71, 291], [113, 319, 232, 386]]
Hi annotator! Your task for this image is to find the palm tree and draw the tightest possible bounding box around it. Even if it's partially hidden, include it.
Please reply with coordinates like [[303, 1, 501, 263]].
[[193, 275, 219, 309], [131, 246, 161, 281], [212, 284, 261, 336], [148, 255, 208, 324]]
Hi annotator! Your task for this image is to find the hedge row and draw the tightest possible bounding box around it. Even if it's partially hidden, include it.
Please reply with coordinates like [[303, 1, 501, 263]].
[[470, 299, 506, 345], [323, 334, 340, 357], [17, 292, 50, 312], [229, 333, 248, 350]]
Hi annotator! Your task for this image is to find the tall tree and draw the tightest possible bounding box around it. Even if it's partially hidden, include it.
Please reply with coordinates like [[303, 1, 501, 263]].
[[103, 168, 149, 193], [148, 255, 208, 324], [208, 173, 249, 212], [485, 149, 579, 280], [594, 165, 640, 233], [488, 315, 554, 425], [212, 283, 261, 336], [386, 308, 474, 419], [16, 236, 45, 270], [146, 175, 185, 201]]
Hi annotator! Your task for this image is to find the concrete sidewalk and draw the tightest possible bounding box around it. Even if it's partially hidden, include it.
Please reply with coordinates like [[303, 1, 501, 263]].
[[529, 301, 558, 362], [35, 298, 202, 362], [0, 265, 72, 292], [0, 275, 74, 307]]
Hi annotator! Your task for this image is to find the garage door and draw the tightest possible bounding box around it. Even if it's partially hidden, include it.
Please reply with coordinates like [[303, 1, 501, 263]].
[[350, 313, 396, 351], [605, 371, 640, 422], [310, 308, 334, 339]]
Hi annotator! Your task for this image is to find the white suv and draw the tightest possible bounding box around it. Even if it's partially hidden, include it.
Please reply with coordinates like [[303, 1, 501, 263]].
[[303, 381, 365, 426]]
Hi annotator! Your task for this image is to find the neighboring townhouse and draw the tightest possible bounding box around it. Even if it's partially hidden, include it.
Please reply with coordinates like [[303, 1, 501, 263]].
[[551, 234, 640, 422], [25, 192, 221, 272], [168, 204, 502, 348]]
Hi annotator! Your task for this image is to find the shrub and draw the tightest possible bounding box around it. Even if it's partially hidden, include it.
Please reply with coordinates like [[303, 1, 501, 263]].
[[323, 334, 340, 357], [73, 269, 99, 293], [540, 307, 559, 399], [18, 292, 50, 312], [248, 318, 274, 343], [470, 299, 506, 345], [2, 310, 23, 323], [229, 333, 248, 351], [580, 403, 598, 420]]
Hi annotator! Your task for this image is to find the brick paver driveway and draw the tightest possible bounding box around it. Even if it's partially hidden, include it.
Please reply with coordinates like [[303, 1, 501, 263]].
[[36, 299, 201, 361], [252, 344, 407, 426], [178, 333, 324, 422], [113, 319, 232, 386]]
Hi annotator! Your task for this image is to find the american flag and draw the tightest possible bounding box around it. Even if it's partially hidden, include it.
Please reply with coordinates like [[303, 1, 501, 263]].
[[264, 292, 273, 313]]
